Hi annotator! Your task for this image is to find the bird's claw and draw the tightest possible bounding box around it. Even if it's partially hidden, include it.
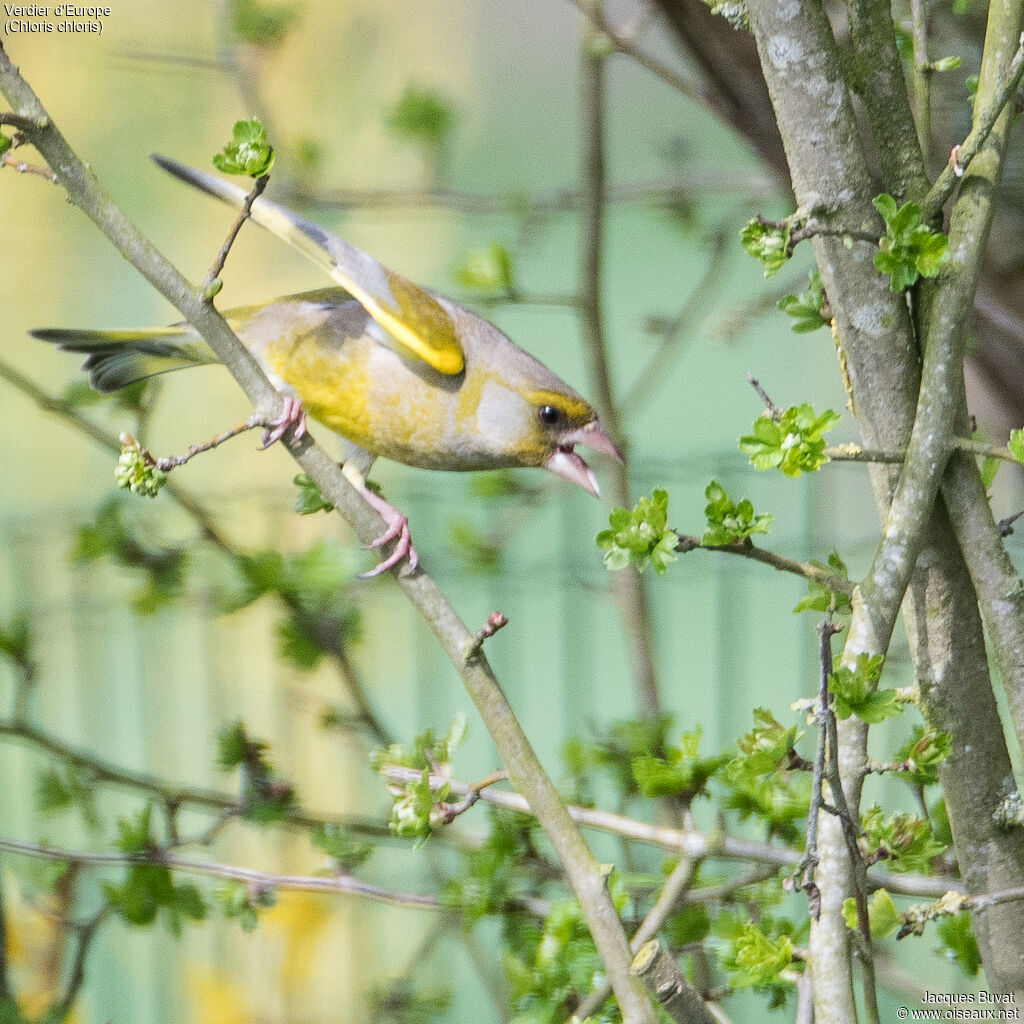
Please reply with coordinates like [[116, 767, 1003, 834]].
[[356, 488, 419, 578], [260, 396, 307, 448]]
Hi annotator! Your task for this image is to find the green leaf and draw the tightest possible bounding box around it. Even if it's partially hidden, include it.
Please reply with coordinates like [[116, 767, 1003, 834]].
[[937, 913, 981, 975], [931, 55, 963, 72], [701, 480, 774, 546], [735, 708, 802, 774], [596, 489, 679, 575], [213, 118, 275, 177], [842, 888, 900, 938], [114, 805, 155, 853], [740, 218, 791, 276], [980, 455, 1001, 490], [312, 823, 372, 872], [216, 879, 276, 932], [872, 193, 950, 291], [453, 242, 515, 294], [293, 473, 334, 514], [893, 727, 952, 787], [231, 0, 299, 45], [829, 653, 900, 722], [778, 268, 829, 333], [794, 549, 852, 615], [1008, 428, 1024, 464], [0, 133, 11, 158], [0, 611, 32, 668], [385, 85, 455, 151]]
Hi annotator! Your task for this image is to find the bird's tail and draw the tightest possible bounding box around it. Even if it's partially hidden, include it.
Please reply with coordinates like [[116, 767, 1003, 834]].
[[30, 325, 218, 392]]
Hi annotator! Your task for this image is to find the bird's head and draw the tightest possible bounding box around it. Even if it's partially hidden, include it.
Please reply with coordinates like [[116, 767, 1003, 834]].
[[466, 376, 622, 497]]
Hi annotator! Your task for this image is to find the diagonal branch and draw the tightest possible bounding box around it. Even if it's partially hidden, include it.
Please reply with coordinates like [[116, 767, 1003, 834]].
[[0, 42, 654, 1024]]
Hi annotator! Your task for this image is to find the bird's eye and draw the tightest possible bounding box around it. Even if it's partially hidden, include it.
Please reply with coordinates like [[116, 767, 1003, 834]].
[[538, 405, 561, 426]]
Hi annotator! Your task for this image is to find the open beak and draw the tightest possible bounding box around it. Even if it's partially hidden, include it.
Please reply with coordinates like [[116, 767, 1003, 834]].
[[544, 421, 623, 499]]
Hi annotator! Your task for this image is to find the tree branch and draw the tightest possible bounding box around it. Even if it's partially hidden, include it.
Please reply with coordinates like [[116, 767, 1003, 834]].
[[578, 0, 664, 724], [0, 44, 653, 1024]]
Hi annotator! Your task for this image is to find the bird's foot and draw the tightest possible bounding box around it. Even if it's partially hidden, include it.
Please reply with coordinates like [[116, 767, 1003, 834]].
[[356, 486, 420, 578], [260, 396, 307, 448]]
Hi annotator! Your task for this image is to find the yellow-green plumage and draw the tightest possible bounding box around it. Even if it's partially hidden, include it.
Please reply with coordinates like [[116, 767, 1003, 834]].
[[31, 157, 620, 502]]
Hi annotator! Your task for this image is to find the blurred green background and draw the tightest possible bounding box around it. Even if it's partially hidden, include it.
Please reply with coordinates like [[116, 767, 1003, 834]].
[[0, 1, 991, 1020]]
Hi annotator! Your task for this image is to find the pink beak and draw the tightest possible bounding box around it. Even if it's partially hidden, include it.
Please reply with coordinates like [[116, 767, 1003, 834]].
[[544, 421, 623, 498]]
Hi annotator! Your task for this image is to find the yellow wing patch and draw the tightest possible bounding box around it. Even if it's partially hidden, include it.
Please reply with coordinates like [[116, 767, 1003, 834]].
[[152, 157, 465, 377]]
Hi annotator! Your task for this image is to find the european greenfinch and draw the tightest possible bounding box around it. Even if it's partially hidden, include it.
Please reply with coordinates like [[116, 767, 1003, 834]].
[[32, 157, 621, 575]]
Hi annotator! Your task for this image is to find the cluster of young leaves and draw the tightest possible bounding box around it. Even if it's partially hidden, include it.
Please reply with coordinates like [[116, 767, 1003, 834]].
[[224, 539, 362, 670], [596, 488, 679, 575], [213, 118, 275, 177], [739, 404, 841, 477], [778, 268, 829, 333], [505, 884, 629, 1024], [872, 194, 950, 291], [793, 550, 852, 616], [562, 714, 676, 804], [631, 726, 731, 803], [892, 726, 953, 788], [216, 720, 297, 822], [442, 807, 547, 926], [114, 436, 167, 498], [714, 913, 804, 1009], [701, 480, 773, 546], [723, 712, 810, 845], [858, 806, 947, 873], [740, 217, 791, 276], [73, 497, 187, 614], [104, 805, 207, 934], [829, 653, 903, 723], [372, 716, 467, 846]]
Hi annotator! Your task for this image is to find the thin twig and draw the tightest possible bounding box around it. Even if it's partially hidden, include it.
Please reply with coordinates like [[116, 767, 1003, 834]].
[[674, 535, 856, 597], [0, 836, 453, 910], [1, 150, 56, 181], [798, 618, 842, 918], [568, 0, 703, 104], [123, 417, 260, 471], [53, 905, 111, 1019], [0, 717, 389, 838], [377, 766, 957, 897], [0, 870, 11, 1002], [747, 374, 782, 419], [578, 0, 664, 723], [923, 34, 1024, 220], [201, 173, 269, 298], [909, 0, 932, 172]]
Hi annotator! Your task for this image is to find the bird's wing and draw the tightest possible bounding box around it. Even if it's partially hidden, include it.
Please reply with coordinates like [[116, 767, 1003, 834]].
[[152, 155, 465, 376]]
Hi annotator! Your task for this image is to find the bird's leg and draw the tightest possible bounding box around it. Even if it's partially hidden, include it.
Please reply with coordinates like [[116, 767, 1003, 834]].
[[355, 484, 419, 578], [339, 460, 418, 577], [260, 395, 307, 448]]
